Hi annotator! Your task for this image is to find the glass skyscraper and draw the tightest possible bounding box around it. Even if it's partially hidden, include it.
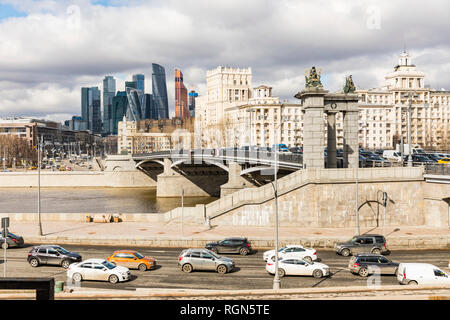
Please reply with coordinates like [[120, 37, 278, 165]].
[[111, 91, 128, 135], [151, 63, 169, 119], [132, 74, 145, 93], [81, 86, 102, 134], [103, 76, 116, 135]]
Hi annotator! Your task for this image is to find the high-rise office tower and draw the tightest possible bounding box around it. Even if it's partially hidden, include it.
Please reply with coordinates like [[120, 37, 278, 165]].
[[152, 63, 169, 119], [132, 74, 145, 93], [188, 90, 198, 117], [175, 68, 189, 119], [111, 91, 128, 135], [144, 93, 155, 120], [81, 86, 102, 134], [103, 76, 116, 135]]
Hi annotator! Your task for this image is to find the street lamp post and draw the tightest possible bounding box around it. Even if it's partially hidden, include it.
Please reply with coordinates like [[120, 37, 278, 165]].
[[37, 136, 43, 236], [402, 92, 420, 167], [272, 113, 288, 290]]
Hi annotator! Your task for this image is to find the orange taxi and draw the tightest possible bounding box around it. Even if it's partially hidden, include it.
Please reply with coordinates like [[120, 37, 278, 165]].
[[106, 250, 157, 271]]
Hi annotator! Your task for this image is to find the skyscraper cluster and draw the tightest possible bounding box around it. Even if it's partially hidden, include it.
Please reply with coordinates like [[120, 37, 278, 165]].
[[78, 63, 174, 136]]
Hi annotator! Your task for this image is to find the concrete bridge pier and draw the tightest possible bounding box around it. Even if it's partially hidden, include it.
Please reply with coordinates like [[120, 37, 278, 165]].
[[220, 162, 256, 197]]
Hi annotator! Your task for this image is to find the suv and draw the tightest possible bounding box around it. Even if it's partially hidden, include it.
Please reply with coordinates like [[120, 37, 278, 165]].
[[28, 245, 82, 269], [334, 234, 389, 257], [205, 237, 252, 255], [178, 248, 235, 274], [348, 254, 399, 277]]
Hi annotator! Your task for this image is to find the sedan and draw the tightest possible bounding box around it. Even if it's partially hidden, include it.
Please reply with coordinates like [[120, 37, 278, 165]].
[[67, 258, 131, 284], [266, 258, 330, 278], [106, 250, 157, 271], [263, 245, 317, 263]]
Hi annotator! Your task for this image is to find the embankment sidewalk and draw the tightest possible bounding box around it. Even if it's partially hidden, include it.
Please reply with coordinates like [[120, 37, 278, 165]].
[[7, 220, 450, 249]]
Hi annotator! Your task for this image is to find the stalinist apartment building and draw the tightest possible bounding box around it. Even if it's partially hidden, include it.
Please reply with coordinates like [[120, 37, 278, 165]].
[[355, 51, 450, 150], [196, 53, 450, 151]]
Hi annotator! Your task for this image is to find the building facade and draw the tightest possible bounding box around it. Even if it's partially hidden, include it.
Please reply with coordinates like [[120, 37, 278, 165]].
[[117, 118, 195, 154], [81, 86, 102, 134], [175, 68, 189, 119]]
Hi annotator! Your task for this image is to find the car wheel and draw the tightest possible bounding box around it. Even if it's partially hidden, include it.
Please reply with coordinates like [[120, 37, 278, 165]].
[[217, 264, 227, 274], [358, 267, 369, 277], [61, 260, 71, 269], [341, 248, 350, 257], [109, 274, 119, 284], [313, 269, 323, 278], [239, 247, 249, 256], [72, 273, 82, 282], [278, 268, 285, 277], [372, 248, 381, 255], [408, 280, 418, 285], [303, 256, 313, 263], [138, 263, 147, 271], [1, 242, 8, 250], [182, 263, 193, 273], [29, 258, 39, 267]]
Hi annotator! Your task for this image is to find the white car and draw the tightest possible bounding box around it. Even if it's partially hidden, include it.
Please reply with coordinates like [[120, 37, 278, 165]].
[[397, 263, 450, 285], [263, 245, 317, 263], [67, 258, 131, 284], [266, 257, 330, 278]]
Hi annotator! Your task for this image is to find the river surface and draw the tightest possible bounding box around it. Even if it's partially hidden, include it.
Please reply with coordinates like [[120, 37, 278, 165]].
[[0, 188, 217, 213]]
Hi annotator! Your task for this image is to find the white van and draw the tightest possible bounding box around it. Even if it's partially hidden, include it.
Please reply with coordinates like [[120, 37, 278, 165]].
[[383, 150, 402, 162], [397, 263, 450, 285]]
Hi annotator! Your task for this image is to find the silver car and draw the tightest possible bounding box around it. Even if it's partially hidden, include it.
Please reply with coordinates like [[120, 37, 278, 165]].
[[178, 249, 235, 274]]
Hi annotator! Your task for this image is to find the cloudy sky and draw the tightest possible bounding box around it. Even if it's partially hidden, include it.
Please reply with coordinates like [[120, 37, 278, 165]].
[[0, 0, 449, 122]]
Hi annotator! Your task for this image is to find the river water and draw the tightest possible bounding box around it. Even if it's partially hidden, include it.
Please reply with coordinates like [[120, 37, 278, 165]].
[[0, 188, 216, 214]]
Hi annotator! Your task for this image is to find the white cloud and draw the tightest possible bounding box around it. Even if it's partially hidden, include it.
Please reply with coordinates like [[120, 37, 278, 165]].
[[0, 0, 449, 122]]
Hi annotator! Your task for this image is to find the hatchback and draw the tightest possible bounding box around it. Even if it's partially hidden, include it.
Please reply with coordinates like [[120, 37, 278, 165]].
[[348, 254, 399, 277], [106, 250, 157, 271], [334, 234, 389, 256], [205, 237, 252, 255], [67, 258, 131, 284], [28, 245, 82, 268], [178, 249, 235, 274]]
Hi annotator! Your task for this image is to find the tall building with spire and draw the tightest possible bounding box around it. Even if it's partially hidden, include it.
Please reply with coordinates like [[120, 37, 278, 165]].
[[175, 68, 189, 119]]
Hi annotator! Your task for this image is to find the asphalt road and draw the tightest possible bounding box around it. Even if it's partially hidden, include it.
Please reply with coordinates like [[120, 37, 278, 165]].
[[1, 244, 450, 291]]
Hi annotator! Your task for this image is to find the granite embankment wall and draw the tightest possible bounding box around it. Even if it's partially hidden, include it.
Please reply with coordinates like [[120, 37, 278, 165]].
[[0, 171, 156, 188]]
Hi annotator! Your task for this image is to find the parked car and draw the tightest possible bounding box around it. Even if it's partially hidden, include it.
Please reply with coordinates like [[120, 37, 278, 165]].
[[67, 258, 131, 284], [426, 154, 443, 162], [365, 154, 389, 167], [266, 257, 330, 278], [27, 245, 82, 268], [407, 154, 435, 163], [0, 231, 24, 249], [263, 245, 317, 263], [334, 234, 389, 257], [383, 150, 402, 162], [397, 263, 450, 285], [205, 237, 252, 255], [437, 157, 450, 164], [178, 248, 235, 274], [106, 250, 157, 271], [348, 254, 399, 277]]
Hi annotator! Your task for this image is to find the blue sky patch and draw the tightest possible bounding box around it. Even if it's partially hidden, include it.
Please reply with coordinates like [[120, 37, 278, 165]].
[[0, 3, 27, 21]]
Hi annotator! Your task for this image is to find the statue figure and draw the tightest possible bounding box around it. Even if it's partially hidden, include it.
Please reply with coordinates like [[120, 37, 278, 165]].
[[305, 66, 323, 89], [343, 75, 356, 94]]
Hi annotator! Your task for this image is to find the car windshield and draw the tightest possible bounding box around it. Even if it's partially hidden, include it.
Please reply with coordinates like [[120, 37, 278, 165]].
[[101, 261, 116, 269], [55, 247, 70, 254], [278, 247, 287, 252], [134, 252, 144, 259], [350, 236, 358, 242], [206, 250, 221, 259]]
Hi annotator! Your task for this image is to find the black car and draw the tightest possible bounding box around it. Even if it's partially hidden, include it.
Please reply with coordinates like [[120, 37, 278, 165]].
[[205, 237, 253, 255], [334, 234, 389, 257], [27, 245, 82, 268], [0, 232, 24, 249], [348, 254, 399, 277]]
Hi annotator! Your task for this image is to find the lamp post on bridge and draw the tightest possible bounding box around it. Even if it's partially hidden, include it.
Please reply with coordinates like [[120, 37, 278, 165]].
[[401, 92, 420, 167]]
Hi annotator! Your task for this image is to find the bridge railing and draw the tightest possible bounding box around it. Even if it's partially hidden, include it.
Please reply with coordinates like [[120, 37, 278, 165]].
[[423, 163, 450, 175]]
